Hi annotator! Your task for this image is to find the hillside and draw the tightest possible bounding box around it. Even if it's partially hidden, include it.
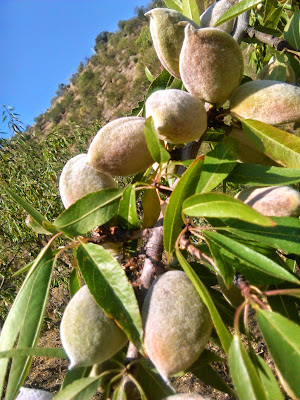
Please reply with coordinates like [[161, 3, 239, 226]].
[[29, 2, 162, 137]]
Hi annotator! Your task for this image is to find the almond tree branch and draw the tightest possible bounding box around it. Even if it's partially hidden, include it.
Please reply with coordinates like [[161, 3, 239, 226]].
[[245, 27, 300, 62]]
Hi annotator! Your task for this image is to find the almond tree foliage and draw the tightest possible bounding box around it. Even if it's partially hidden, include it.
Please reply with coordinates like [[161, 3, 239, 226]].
[[1, 1, 300, 400]]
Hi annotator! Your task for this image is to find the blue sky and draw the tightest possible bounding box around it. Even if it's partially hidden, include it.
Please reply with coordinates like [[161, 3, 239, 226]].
[[0, 0, 149, 137]]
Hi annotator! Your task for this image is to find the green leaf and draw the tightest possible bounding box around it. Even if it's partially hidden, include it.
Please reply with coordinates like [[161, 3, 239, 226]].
[[53, 376, 101, 400], [203, 231, 299, 284], [215, 0, 262, 26], [176, 249, 233, 354], [182, 0, 200, 24], [118, 184, 140, 230], [226, 163, 300, 186], [137, 360, 176, 399], [229, 335, 268, 400], [196, 140, 236, 193], [257, 309, 300, 399], [144, 117, 171, 164], [0, 255, 54, 400], [284, 8, 300, 49], [112, 385, 127, 400], [251, 353, 284, 400], [164, 0, 183, 13], [212, 217, 300, 254], [142, 188, 161, 228], [205, 239, 234, 288], [61, 367, 92, 390], [191, 363, 236, 396], [54, 188, 123, 236], [77, 243, 143, 350], [183, 193, 275, 226], [263, 0, 279, 24], [5, 187, 57, 234], [145, 66, 154, 82], [164, 156, 204, 255], [0, 347, 66, 359], [69, 267, 81, 298], [242, 119, 300, 168]]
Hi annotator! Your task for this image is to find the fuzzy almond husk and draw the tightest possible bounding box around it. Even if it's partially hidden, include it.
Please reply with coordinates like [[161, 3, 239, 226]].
[[230, 80, 300, 125], [59, 153, 116, 208], [16, 388, 53, 400], [179, 25, 244, 105], [200, 0, 235, 33], [60, 285, 128, 368], [235, 186, 300, 217], [145, 8, 199, 79], [87, 117, 154, 176], [145, 89, 207, 143], [257, 60, 296, 85], [143, 271, 212, 380]]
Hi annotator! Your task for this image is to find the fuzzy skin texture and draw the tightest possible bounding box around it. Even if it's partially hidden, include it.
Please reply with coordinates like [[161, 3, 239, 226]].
[[143, 271, 212, 380], [163, 395, 210, 400], [87, 117, 154, 176], [145, 8, 199, 79], [16, 388, 53, 400], [235, 186, 300, 217], [230, 80, 300, 125], [227, 128, 279, 166], [179, 25, 244, 105], [59, 153, 116, 208], [60, 285, 128, 368], [145, 89, 207, 143], [200, 0, 235, 33], [257, 61, 296, 85]]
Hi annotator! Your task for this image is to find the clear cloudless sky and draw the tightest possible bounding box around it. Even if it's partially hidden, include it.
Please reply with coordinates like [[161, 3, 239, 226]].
[[0, 0, 149, 137]]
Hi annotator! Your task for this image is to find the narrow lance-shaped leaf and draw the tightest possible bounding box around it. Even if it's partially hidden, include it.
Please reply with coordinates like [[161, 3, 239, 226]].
[[226, 163, 300, 186], [5, 187, 58, 234], [197, 140, 236, 193], [118, 184, 140, 230], [54, 188, 123, 236], [0, 255, 54, 400], [145, 66, 154, 82], [191, 363, 236, 397], [164, 156, 204, 255], [284, 8, 300, 49], [229, 335, 268, 400], [164, 0, 183, 13], [53, 376, 101, 400], [242, 119, 300, 168], [263, 0, 279, 24], [0, 347, 66, 359], [77, 243, 143, 350], [215, 0, 262, 26], [210, 216, 300, 254], [204, 231, 300, 284], [144, 117, 171, 164], [176, 249, 233, 354], [250, 349, 285, 400], [256, 309, 300, 399], [183, 193, 275, 227], [205, 239, 234, 288], [182, 0, 200, 24], [137, 360, 176, 400], [142, 188, 161, 228]]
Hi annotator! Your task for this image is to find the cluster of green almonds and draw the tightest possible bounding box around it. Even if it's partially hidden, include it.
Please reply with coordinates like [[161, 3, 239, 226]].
[[60, 271, 213, 379], [147, 7, 300, 122], [57, 3, 299, 384], [59, 6, 299, 207]]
